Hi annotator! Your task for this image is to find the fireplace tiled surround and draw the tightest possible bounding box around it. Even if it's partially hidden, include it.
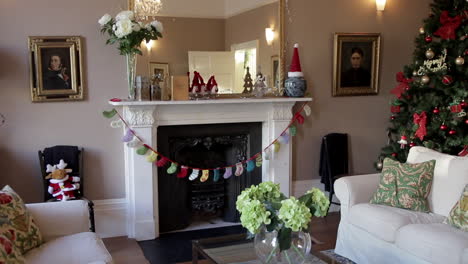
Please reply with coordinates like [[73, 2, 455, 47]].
[[110, 98, 312, 241]]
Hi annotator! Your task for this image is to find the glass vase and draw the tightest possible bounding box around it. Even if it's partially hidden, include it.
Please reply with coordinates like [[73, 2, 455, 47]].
[[126, 53, 137, 100], [254, 226, 311, 264]]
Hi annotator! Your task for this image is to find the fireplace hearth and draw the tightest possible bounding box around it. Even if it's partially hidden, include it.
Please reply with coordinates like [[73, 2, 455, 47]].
[[157, 123, 262, 233]]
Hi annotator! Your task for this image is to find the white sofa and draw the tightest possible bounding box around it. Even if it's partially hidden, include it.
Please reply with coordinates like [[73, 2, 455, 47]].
[[334, 146, 468, 264], [23, 200, 113, 264]]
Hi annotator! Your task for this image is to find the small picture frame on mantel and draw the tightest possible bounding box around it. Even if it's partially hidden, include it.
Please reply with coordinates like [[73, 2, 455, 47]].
[[333, 33, 381, 97], [29, 36, 84, 102]]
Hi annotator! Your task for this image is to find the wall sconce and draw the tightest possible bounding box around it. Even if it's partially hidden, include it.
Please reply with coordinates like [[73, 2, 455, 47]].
[[376, 0, 386, 11], [265, 28, 275, 45], [145, 40, 154, 52]]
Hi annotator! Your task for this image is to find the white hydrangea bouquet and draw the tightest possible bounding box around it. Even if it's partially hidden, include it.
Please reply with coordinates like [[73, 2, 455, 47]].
[[236, 182, 330, 252], [98, 10, 163, 55]]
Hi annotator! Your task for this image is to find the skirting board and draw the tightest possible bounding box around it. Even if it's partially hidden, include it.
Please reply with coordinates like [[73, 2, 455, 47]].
[[292, 179, 340, 213], [94, 180, 339, 238], [94, 199, 127, 238]]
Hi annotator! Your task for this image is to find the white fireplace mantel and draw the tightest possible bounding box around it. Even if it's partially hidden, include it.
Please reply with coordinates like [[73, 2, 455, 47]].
[[109, 97, 312, 241]]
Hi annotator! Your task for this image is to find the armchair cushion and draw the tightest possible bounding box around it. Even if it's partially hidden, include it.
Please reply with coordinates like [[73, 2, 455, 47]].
[[445, 184, 468, 231], [0, 186, 42, 255], [24, 232, 112, 264], [0, 233, 24, 263], [349, 203, 444, 243], [395, 223, 468, 264]]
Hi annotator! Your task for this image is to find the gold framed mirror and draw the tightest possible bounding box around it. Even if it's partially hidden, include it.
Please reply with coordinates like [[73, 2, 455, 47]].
[[127, 0, 285, 98]]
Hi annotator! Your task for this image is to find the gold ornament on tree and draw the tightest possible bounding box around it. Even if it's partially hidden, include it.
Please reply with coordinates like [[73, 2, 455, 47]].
[[421, 75, 430, 84], [419, 27, 425, 34], [455, 56, 465, 65], [425, 49, 435, 59]]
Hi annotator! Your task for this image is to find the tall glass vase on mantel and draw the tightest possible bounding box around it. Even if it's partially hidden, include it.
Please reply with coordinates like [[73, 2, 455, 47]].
[[126, 53, 137, 100]]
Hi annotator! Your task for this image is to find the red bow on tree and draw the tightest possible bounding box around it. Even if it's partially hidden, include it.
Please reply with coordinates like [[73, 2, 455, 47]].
[[391, 72, 413, 98], [434, 11, 462, 40], [294, 112, 305, 124], [413, 111, 427, 141]]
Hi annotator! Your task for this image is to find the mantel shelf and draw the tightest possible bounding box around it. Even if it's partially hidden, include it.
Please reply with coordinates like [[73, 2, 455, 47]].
[[109, 97, 312, 106]]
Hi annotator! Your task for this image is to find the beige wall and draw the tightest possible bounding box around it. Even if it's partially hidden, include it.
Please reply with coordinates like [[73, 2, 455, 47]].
[[136, 17, 225, 77], [287, 0, 432, 180], [0, 0, 432, 202], [225, 2, 279, 85]]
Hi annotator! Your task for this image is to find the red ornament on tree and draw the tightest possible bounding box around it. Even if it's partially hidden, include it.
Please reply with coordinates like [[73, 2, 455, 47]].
[[465, 119, 468, 125], [442, 75, 453, 85], [409, 142, 416, 147], [425, 36, 433, 43], [440, 124, 448, 130], [391, 153, 398, 157], [460, 101, 467, 108], [433, 107, 440, 114], [449, 130, 457, 135], [391, 115, 396, 121]]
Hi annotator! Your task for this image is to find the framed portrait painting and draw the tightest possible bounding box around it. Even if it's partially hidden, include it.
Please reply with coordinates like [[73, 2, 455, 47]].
[[333, 33, 381, 96], [149, 62, 169, 80], [29, 36, 84, 102]]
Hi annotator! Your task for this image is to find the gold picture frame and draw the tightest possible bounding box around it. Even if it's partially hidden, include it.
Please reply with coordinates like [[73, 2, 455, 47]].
[[149, 62, 169, 80], [333, 33, 381, 96], [29, 36, 84, 102]]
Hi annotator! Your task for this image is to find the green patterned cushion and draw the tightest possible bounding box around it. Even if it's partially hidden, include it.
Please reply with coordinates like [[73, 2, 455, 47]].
[[371, 158, 435, 212], [395, 159, 435, 212], [370, 158, 398, 207], [445, 184, 468, 231], [0, 234, 24, 263], [0, 186, 42, 255]]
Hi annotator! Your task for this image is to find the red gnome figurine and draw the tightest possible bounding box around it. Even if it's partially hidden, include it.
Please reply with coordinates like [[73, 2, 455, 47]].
[[45, 159, 80, 201]]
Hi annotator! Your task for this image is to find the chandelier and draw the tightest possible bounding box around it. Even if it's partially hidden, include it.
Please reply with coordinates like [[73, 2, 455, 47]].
[[134, 0, 163, 21]]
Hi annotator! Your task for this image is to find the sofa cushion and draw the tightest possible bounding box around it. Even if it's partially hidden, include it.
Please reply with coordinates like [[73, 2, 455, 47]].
[[349, 203, 444, 242], [24, 232, 112, 264], [445, 184, 468, 231], [0, 234, 25, 263], [407, 146, 468, 216], [0, 186, 43, 255], [370, 158, 398, 207], [396, 223, 468, 264]]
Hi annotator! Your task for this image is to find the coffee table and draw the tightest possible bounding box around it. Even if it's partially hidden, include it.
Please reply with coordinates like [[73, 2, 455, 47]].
[[192, 233, 336, 264]]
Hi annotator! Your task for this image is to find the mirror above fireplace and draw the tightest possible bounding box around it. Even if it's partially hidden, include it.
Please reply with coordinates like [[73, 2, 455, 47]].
[[128, 0, 285, 95]]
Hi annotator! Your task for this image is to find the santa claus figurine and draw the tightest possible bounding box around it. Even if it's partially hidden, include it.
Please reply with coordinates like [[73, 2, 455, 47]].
[[45, 159, 80, 201]]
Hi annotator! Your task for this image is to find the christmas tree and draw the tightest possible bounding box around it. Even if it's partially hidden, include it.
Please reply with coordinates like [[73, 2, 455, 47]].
[[377, 0, 468, 168]]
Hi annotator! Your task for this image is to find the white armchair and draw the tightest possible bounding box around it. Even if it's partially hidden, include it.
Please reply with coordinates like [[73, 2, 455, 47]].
[[23, 200, 113, 264]]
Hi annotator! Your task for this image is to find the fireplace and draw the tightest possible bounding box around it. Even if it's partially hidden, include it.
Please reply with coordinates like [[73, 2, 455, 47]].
[[157, 123, 262, 233], [110, 98, 311, 240]]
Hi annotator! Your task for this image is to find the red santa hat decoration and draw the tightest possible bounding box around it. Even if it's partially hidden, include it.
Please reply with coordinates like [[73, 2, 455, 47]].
[[288, 44, 304, 78]]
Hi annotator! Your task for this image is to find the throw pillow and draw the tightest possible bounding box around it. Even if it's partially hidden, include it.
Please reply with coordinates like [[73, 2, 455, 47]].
[[370, 158, 398, 207], [0, 186, 42, 255], [0, 234, 25, 264], [395, 159, 435, 212], [445, 184, 468, 231]]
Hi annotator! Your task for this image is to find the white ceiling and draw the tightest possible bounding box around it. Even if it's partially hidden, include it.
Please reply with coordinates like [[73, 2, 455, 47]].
[[156, 0, 278, 19]]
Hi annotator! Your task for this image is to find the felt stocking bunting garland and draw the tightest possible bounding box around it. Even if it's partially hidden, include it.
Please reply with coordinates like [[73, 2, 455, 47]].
[[146, 151, 158, 163], [213, 169, 220, 182], [189, 169, 200, 181], [122, 128, 134, 142], [289, 125, 297, 137], [295, 112, 305, 124], [235, 163, 244, 176], [111, 119, 124, 128], [264, 149, 272, 160], [200, 170, 209, 182], [156, 157, 169, 167], [136, 145, 149, 155], [103, 109, 118, 118], [177, 166, 189, 178], [167, 163, 178, 174], [255, 155, 263, 167], [304, 105, 312, 117], [246, 160, 255, 172], [279, 133, 290, 144], [274, 141, 281, 153], [127, 138, 142, 148], [223, 167, 233, 179]]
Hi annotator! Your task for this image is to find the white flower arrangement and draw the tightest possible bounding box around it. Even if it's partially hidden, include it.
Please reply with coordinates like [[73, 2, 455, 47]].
[[98, 11, 163, 55]]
